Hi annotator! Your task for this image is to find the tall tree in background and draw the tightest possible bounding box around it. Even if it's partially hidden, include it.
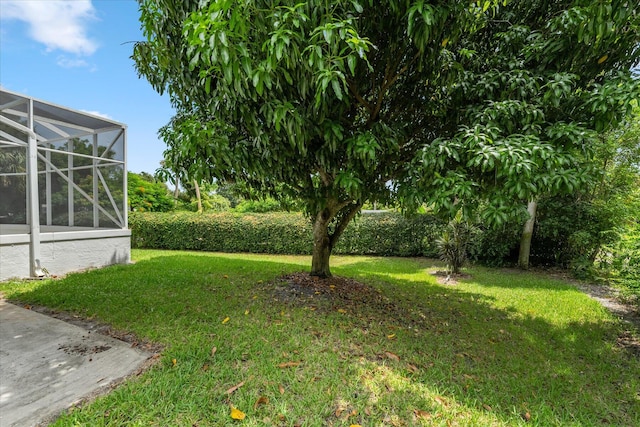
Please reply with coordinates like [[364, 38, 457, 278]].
[[134, 0, 640, 277]]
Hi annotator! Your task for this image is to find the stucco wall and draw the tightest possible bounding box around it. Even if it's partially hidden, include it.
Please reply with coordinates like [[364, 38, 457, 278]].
[[0, 229, 131, 281]]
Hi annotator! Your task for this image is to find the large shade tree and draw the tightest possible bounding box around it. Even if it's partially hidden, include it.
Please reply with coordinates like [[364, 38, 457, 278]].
[[134, 0, 640, 277]]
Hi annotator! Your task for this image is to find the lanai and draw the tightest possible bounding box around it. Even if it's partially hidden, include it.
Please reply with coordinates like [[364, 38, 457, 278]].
[[0, 89, 130, 280]]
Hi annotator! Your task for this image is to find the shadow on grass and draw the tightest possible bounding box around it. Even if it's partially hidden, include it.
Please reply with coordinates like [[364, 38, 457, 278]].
[[4, 252, 638, 425]]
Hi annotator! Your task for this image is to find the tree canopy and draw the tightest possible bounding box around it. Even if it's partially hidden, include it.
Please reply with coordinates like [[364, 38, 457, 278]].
[[134, 0, 640, 277]]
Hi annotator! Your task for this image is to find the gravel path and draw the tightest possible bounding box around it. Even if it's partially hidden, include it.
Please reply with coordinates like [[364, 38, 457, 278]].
[[572, 281, 640, 356]]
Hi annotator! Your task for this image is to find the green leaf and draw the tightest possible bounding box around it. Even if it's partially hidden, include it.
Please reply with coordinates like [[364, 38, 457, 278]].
[[347, 55, 356, 75], [331, 79, 343, 100]]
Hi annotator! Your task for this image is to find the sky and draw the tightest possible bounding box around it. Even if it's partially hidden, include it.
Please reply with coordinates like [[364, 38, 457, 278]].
[[0, 0, 175, 174]]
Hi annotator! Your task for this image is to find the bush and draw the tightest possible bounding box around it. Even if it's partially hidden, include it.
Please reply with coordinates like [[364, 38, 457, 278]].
[[437, 212, 476, 274], [180, 193, 231, 212], [336, 213, 445, 257], [468, 223, 521, 267], [234, 198, 283, 213], [598, 226, 640, 298], [128, 172, 174, 212], [130, 212, 312, 253], [129, 211, 446, 257]]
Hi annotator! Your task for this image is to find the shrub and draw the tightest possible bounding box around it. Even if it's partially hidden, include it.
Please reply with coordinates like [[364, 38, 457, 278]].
[[129, 212, 312, 254], [468, 223, 520, 267], [127, 172, 174, 212], [598, 226, 640, 299], [234, 198, 283, 213], [180, 193, 231, 212], [129, 211, 446, 257], [437, 212, 476, 274]]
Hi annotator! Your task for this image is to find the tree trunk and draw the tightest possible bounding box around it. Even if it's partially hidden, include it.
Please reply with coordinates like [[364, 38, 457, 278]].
[[311, 208, 333, 278], [174, 176, 180, 199], [518, 200, 538, 269], [194, 179, 203, 213], [310, 200, 363, 278]]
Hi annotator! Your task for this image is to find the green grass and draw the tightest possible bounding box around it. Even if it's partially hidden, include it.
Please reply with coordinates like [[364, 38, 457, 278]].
[[1, 250, 638, 426]]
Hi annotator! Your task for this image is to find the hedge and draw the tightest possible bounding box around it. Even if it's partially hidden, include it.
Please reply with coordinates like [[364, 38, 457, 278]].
[[129, 211, 446, 257]]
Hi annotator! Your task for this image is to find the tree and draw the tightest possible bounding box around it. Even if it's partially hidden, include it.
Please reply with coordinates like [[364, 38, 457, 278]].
[[134, 0, 640, 277], [128, 172, 174, 212]]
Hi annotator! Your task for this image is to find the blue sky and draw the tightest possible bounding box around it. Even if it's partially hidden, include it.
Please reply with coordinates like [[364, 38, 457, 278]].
[[0, 0, 174, 174]]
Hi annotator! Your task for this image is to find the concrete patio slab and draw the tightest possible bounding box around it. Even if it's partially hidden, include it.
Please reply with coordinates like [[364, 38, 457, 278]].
[[0, 300, 150, 427]]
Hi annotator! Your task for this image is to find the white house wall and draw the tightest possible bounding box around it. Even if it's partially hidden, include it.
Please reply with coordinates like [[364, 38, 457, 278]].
[[0, 230, 130, 281]]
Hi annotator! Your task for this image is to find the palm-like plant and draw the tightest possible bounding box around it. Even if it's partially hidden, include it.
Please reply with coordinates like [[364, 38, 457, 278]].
[[437, 211, 475, 275]]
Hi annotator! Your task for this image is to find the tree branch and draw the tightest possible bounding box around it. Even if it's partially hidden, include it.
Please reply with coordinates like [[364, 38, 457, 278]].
[[347, 80, 374, 113], [317, 168, 333, 188], [369, 51, 421, 125], [329, 201, 363, 248]]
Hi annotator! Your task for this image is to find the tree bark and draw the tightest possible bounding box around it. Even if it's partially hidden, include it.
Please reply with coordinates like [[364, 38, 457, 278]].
[[311, 209, 333, 278], [194, 179, 203, 213], [310, 200, 362, 278], [518, 200, 538, 269], [174, 176, 180, 199]]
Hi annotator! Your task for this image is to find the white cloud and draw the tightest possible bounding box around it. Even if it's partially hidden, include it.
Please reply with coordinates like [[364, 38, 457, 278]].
[[0, 0, 98, 55], [56, 56, 90, 69], [81, 110, 112, 120]]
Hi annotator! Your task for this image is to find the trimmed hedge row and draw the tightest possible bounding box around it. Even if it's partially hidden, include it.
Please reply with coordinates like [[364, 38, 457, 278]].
[[129, 211, 446, 257]]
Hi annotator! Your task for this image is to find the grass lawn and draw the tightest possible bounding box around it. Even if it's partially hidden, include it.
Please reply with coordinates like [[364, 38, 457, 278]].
[[1, 249, 639, 426]]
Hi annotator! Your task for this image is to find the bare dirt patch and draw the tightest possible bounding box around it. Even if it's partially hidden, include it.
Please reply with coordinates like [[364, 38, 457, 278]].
[[14, 302, 163, 355], [430, 270, 472, 285], [269, 272, 395, 311]]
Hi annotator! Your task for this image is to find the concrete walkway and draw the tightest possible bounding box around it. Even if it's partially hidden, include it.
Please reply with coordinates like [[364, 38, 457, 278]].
[[0, 300, 150, 427]]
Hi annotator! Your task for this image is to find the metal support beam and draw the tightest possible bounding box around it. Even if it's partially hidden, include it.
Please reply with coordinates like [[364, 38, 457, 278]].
[[68, 138, 74, 226], [92, 133, 99, 228], [122, 132, 128, 230], [26, 99, 44, 277], [45, 149, 52, 225]]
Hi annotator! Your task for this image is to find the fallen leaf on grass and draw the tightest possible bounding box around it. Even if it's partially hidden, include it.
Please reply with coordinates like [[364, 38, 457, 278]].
[[211, 346, 217, 357], [278, 361, 301, 368], [483, 404, 492, 411], [226, 381, 245, 395], [223, 274, 229, 279], [522, 412, 531, 422], [337, 309, 347, 313], [413, 409, 431, 419], [387, 334, 396, 339], [222, 317, 230, 324], [202, 363, 209, 371], [244, 310, 249, 315], [278, 384, 285, 394], [385, 351, 400, 361], [407, 363, 419, 373], [434, 396, 447, 406], [254, 396, 269, 409], [230, 407, 246, 420], [171, 358, 177, 367], [350, 425, 362, 427]]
